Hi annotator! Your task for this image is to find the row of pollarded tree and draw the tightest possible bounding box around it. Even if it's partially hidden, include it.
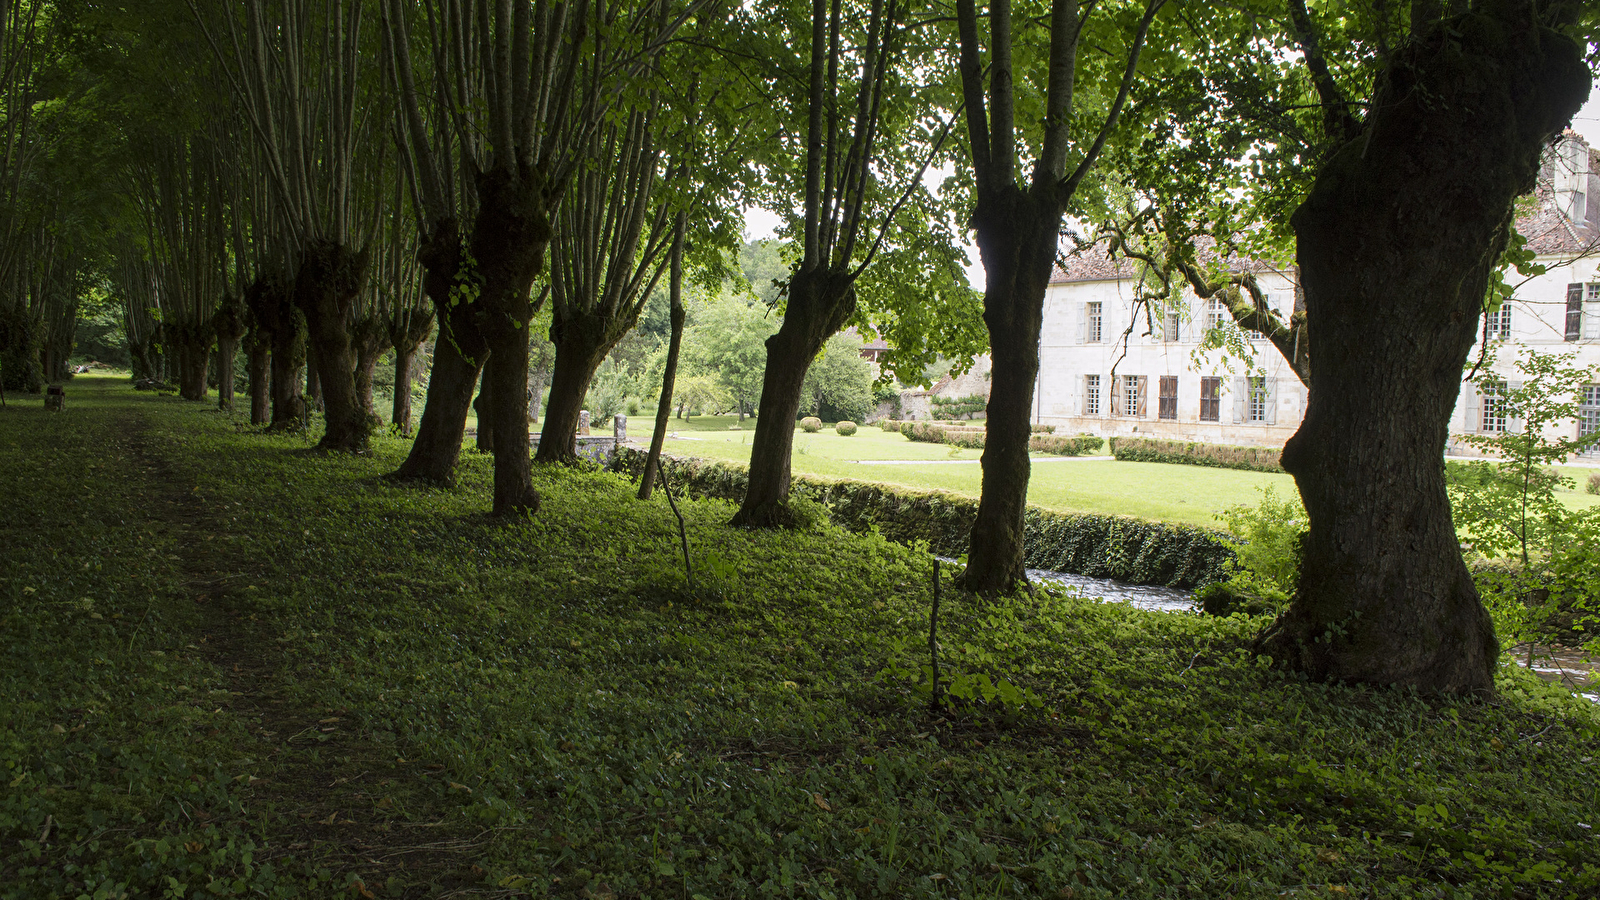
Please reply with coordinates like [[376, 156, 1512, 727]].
[[77, 0, 1597, 697]]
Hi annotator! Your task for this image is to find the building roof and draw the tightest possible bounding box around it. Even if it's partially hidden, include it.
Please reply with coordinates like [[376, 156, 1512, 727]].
[[1052, 134, 1600, 283]]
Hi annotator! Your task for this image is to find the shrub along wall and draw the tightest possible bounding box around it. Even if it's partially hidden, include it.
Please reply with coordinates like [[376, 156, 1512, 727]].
[[613, 448, 1232, 588], [1109, 436, 1285, 473], [1030, 435, 1104, 456]]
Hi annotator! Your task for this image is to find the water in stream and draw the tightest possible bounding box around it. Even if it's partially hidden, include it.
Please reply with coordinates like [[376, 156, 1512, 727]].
[[1029, 569, 1197, 612]]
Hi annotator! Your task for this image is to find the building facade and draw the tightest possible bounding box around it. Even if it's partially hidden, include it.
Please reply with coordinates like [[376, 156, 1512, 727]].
[[1033, 134, 1600, 460]]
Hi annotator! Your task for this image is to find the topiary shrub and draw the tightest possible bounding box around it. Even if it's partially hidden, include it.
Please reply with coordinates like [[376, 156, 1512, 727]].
[[1588, 472, 1599, 495], [879, 419, 902, 433], [835, 420, 858, 436], [800, 416, 822, 433], [902, 422, 948, 443]]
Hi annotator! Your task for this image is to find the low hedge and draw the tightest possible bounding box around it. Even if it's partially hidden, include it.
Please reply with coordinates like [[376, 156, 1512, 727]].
[[1109, 436, 1284, 473], [879, 419, 902, 433], [1030, 434, 1104, 456], [612, 448, 1232, 588]]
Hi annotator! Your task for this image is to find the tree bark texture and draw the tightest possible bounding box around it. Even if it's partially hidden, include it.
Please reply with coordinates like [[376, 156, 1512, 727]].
[[1261, 3, 1588, 694], [352, 315, 391, 421], [394, 224, 484, 484], [958, 189, 1058, 596], [247, 335, 270, 425], [213, 293, 247, 411], [730, 269, 857, 526], [173, 325, 213, 403], [392, 343, 417, 436], [470, 165, 549, 516], [296, 241, 371, 452], [536, 323, 611, 465], [305, 353, 323, 412]]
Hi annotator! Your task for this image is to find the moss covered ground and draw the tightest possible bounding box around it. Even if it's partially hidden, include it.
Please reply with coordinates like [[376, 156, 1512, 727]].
[[3, 378, 1599, 898]]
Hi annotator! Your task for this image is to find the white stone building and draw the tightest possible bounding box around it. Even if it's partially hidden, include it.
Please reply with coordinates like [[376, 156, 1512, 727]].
[[1033, 134, 1600, 460]]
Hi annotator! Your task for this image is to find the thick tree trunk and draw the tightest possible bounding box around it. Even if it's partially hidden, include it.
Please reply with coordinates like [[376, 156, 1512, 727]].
[[215, 336, 239, 410], [247, 337, 270, 425], [392, 343, 416, 436], [295, 241, 370, 452], [730, 269, 857, 527], [352, 318, 390, 422], [394, 223, 483, 484], [268, 320, 307, 429], [958, 190, 1058, 596], [536, 327, 610, 464], [305, 353, 323, 411], [1259, 4, 1588, 694], [174, 329, 212, 402], [469, 164, 548, 516]]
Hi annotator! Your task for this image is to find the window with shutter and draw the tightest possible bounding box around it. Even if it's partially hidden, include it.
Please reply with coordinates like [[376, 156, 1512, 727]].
[[1158, 376, 1178, 419], [1486, 304, 1512, 340], [1580, 384, 1600, 455], [1247, 376, 1269, 422], [1163, 312, 1181, 342], [1122, 374, 1141, 417], [1567, 285, 1583, 341], [1586, 284, 1600, 340], [1083, 374, 1101, 416], [1199, 377, 1220, 422], [1109, 375, 1122, 417], [1135, 376, 1149, 418], [1481, 381, 1506, 432], [1087, 302, 1103, 343]]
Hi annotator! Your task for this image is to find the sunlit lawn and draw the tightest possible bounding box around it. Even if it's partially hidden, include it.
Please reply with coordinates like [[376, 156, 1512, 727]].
[[655, 415, 1600, 527]]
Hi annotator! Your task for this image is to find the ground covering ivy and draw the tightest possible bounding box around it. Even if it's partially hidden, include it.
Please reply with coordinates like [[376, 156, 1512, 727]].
[[3, 379, 1599, 898]]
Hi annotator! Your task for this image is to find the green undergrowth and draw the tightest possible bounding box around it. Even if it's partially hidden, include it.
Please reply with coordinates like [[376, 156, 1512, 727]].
[[4, 380, 1600, 898]]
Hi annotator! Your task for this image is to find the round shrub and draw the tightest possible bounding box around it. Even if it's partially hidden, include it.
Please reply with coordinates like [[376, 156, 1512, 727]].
[[835, 420, 858, 436], [1589, 472, 1600, 495], [800, 416, 822, 433]]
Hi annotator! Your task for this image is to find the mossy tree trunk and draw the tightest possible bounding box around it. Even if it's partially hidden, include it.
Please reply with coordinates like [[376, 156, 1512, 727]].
[[295, 240, 370, 452], [1260, 3, 1589, 694]]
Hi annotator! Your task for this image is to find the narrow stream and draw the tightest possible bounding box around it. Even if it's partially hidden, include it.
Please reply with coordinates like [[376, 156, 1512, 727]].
[[1028, 569, 1197, 613]]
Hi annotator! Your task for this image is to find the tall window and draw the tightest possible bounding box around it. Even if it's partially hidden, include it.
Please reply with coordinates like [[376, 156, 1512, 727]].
[[1580, 384, 1599, 452], [1247, 376, 1269, 422], [1086, 302, 1103, 343], [1482, 381, 1507, 433], [1587, 284, 1600, 340], [1567, 284, 1584, 341], [1205, 297, 1227, 330], [1486, 304, 1512, 340], [1162, 311, 1181, 342], [1084, 374, 1101, 416], [1158, 376, 1178, 420], [1123, 374, 1142, 417], [1199, 377, 1221, 422]]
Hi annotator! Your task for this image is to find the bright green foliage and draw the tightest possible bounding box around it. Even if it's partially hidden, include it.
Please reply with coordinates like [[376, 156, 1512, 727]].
[[800, 332, 876, 423], [1029, 434, 1104, 456], [1456, 349, 1600, 564], [1110, 436, 1285, 473], [1199, 487, 1307, 616], [928, 394, 986, 419], [7, 381, 1600, 899], [834, 421, 858, 436]]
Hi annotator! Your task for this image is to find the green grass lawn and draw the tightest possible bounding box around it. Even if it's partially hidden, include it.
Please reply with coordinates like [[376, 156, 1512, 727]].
[[657, 418, 1600, 527], [4, 377, 1598, 898]]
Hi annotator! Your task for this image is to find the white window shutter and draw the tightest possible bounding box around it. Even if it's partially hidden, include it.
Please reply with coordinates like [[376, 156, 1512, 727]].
[[1110, 376, 1122, 417], [1464, 388, 1480, 433], [1507, 381, 1525, 432], [1233, 378, 1247, 423], [1076, 304, 1086, 344], [1136, 376, 1149, 417], [1265, 378, 1278, 425]]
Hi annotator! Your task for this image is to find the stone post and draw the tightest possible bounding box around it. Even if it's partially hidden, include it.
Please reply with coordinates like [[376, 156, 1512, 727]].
[[579, 409, 590, 435], [614, 413, 627, 444]]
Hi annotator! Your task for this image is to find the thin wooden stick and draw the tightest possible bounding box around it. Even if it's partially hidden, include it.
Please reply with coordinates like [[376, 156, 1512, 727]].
[[929, 557, 943, 713], [659, 465, 693, 591]]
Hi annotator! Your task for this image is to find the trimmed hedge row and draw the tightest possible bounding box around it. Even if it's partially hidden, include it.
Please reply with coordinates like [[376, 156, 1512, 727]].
[[1030, 434, 1104, 456], [612, 448, 1232, 589], [1109, 436, 1285, 473]]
